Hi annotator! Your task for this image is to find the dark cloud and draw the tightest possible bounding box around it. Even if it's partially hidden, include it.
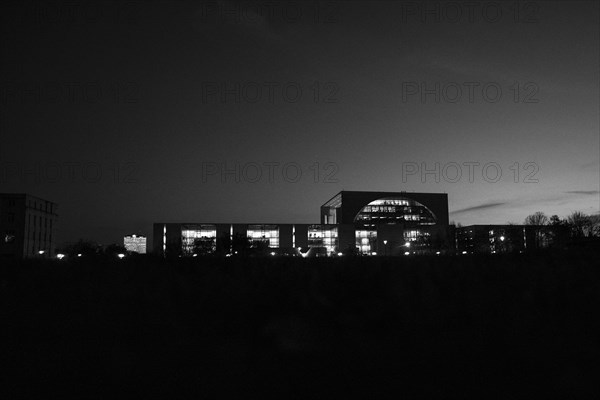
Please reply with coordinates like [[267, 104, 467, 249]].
[[451, 202, 506, 214], [563, 190, 600, 195], [579, 160, 599, 169]]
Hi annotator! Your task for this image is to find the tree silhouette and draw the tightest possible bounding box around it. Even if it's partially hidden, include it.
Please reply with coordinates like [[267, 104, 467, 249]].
[[60, 239, 100, 257], [567, 211, 593, 238], [524, 212, 549, 248], [550, 215, 563, 226], [524, 211, 549, 226], [105, 243, 127, 256]]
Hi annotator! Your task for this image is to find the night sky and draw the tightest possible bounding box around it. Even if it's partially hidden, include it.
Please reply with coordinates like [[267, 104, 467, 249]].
[[1, 1, 598, 247]]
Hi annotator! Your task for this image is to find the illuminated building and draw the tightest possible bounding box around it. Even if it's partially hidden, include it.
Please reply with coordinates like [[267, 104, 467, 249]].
[[153, 191, 453, 257], [124, 234, 147, 254], [455, 225, 549, 254]]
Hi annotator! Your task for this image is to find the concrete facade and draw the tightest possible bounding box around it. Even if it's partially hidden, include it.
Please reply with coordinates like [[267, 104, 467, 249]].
[[0, 193, 58, 259]]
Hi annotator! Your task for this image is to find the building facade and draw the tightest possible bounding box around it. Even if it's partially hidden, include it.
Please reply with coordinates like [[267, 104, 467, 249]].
[[455, 225, 549, 254], [0, 193, 58, 259], [153, 191, 453, 257], [124, 234, 147, 254]]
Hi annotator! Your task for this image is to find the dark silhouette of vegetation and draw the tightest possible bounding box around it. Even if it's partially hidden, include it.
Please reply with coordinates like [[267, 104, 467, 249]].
[[1, 249, 599, 399], [58, 239, 101, 257], [104, 243, 128, 256], [524, 211, 549, 226]]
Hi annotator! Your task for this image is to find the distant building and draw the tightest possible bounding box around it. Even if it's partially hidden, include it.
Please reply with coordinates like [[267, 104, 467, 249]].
[[0, 193, 58, 259], [124, 234, 147, 254], [455, 225, 549, 254], [153, 190, 453, 257]]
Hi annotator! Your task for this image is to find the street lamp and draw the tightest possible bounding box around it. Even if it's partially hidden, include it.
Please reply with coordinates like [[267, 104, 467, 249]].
[[383, 240, 388, 256]]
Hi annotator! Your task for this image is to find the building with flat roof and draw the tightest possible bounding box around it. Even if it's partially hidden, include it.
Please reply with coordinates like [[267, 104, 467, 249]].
[[124, 234, 147, 254], [455, 225, 550, 254], [0, 193, 58, 259], [153, 190, 453, 257]]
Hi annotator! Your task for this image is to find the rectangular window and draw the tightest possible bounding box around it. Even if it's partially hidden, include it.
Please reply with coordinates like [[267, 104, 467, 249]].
[[308, 225, 339, 254], [247, 225, 279, 248], [181, 225, 217, 255], [355, 229, 377, 255]]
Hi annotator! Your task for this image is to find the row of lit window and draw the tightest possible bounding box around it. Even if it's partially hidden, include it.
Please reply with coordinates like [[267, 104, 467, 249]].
[[369, 199, 411, 206], [357, 215, 422, 221]]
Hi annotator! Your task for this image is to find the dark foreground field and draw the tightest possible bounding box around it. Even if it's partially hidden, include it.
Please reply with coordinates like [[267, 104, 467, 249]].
[[1, 250, 599, 399]]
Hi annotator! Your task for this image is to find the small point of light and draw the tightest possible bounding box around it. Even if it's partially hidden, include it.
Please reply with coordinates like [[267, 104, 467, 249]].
[[337, 252, 343, 256], [193, 254, 198, 257], [77, 253, 82, 257], [383, 240, 388, 245], [500, 236, 505, 241], [38, 250, 45, 255], [117, 253, 125, 259], [270, 252, 275, 256], [225, 254, 232, 257], [297, 247, 302, 251], [404, 251, 410, 256], [405, 242, 410, 247], [234, 251, 238, 254], [436, 251, 440, 255], [57, 254, 65, 259], [371, 252, 377, 256], [462, 251, 467, 255]]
